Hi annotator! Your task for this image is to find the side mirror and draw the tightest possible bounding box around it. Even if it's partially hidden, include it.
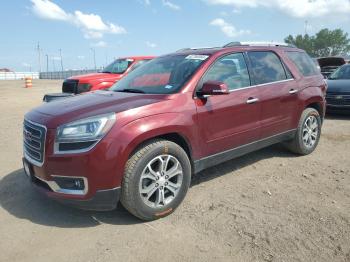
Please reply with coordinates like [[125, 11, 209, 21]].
[[198, 81, 229, 97]]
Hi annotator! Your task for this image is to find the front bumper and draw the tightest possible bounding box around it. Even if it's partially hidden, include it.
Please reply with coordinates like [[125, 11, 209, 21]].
[[23, 158, 120, 211]]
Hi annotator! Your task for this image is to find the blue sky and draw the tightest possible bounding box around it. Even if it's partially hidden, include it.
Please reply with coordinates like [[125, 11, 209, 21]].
[[1, 0, 349, 71]]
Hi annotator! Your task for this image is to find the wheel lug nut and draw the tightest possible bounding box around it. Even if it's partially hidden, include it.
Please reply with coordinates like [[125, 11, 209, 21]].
[[165, 175, 169, 179], [155, 183, 159, 187], [165, 182, 168, 186], [160, 186, 163, 190]]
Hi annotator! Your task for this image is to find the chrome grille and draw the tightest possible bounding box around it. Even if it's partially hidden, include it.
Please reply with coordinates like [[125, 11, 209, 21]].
[[23, 120, 46, 166], [326, 93, 350, 106]]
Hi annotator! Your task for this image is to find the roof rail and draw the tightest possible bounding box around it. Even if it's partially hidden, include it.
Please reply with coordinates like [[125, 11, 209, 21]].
[[176, 47, 218, 52], [223, 41, 296, 48]]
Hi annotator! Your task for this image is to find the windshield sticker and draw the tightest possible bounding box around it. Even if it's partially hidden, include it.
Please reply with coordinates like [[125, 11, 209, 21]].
[[185, 55, 209, 61], [164, 85, 173, 89]]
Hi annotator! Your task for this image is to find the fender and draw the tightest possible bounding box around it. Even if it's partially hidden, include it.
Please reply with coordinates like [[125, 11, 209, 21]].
[[121, 113, 199, 159]]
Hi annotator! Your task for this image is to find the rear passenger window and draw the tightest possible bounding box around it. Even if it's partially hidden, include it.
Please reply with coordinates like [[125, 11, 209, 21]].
[[248, 51, 287, 85], [286, 51, 319, 76], [201, 53, 250, 91]]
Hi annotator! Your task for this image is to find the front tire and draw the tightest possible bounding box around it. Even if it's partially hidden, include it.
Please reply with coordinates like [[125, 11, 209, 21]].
[[284, 108, 322, 155], [121, 139, 191, 221]]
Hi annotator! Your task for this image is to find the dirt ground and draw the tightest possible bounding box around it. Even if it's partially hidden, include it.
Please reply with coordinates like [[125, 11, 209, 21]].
[[0, 80, 349, 262]]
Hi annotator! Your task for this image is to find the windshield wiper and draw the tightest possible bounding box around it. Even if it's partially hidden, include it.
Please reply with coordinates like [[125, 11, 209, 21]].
[[116, 88, 145, 94], [102, 71, 112, 73]]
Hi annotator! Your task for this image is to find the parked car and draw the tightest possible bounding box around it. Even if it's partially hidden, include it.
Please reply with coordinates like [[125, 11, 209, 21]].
[[63, 56, 155, 94], [317, 57, 346, 78], [326, 64, 350, 112], [43, 56, 155, 102], [23, 42, 326, 220]]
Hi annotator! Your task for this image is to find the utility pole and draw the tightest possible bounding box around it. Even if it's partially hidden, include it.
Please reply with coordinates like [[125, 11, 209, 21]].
[[46, 54, 49, 72], [59, 49, 64, 71], [304, 20, 308, 35], [90, 48, 96, 70], [36, 42, 42, 72]]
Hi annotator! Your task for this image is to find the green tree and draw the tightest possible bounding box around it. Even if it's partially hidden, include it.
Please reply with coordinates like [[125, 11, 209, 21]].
[[285, 28, 350, 57]]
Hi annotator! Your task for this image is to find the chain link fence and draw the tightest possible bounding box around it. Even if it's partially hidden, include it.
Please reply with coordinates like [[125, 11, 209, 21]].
[[39, 69, 99, 79]]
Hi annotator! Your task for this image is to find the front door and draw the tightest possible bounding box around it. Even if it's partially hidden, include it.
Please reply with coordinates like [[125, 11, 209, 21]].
[[195, 53, 261, 157]]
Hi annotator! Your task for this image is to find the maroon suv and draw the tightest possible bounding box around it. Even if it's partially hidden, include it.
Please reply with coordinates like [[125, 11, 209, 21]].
[[23, 42, 326, 220]]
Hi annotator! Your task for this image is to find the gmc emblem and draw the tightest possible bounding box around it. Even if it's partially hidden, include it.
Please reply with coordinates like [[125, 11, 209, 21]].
[[24, 130, 32, 141]]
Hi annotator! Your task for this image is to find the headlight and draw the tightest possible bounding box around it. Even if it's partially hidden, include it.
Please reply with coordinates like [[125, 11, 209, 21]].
[[55, 113, 116, 154], [77, 83, 92, 93]]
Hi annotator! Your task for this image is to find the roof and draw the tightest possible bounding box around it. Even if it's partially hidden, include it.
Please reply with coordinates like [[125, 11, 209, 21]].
[[174, 43, 301, 56], [117, 56, 156, 60]]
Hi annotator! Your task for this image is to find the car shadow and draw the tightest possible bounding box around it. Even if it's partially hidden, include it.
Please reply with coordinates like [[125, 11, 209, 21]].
[[191, 143, 295, 187], [0, 169, 142, 228], [0, 144, 295, 228]]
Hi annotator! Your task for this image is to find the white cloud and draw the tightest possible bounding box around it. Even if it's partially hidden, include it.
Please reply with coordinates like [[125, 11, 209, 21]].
[[146, 41, 157, 48], [30, 0, 126, 39], [205, 0, 350, 18], [210, 18, 250, 37], [162, 0, 181, 10], [31, 0, 70, 20], [91, 41, 107, 47]]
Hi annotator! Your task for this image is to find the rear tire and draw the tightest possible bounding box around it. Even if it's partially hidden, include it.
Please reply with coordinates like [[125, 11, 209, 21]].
[[284, 108, 321, 155], [121, 139, 191, 221]]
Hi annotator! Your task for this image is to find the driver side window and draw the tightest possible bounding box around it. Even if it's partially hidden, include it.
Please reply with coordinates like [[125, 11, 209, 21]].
[[202, 53, 251, 91]]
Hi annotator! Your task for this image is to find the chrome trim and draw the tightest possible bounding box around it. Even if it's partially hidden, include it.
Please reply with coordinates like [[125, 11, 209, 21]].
[[289, 89, 298, 94], [195, 79, 295, 99], [23, 119, 47, 167], [35, 175, 88, 196], [246, 98, 259, 104], [198, 129, 297, 162], [53, 140, 99, 155]]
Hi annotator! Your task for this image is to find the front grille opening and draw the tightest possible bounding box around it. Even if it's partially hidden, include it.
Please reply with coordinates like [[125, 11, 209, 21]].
[[62, 80, 79, 94], [23, 120, 46, 165]]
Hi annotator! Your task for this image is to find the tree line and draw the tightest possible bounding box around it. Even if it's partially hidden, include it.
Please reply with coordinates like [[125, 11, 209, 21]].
[[285, 28, 350, 58]]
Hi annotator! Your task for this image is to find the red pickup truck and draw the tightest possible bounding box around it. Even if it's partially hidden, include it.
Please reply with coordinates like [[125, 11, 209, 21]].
[[62, 56, 155, 94]]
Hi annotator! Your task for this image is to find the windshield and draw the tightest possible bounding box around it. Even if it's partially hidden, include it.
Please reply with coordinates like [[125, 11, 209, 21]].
[[102, 59, 134, 74], [109, 54, 209, 94], [329, 65, 350, 80]]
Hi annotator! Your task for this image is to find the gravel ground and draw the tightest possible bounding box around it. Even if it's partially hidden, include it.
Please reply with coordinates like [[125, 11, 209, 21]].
[[0, 80, 349, 262]]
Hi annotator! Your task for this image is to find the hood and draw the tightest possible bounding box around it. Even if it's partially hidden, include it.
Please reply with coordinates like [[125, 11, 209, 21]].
[[25, 91, 166, 128], [318, 57, 345, 68], [327, 79, 350, 93], [68, 73, 123, 82]]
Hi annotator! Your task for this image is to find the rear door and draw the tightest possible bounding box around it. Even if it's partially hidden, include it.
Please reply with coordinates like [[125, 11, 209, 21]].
[[195, 52, 261, 157], [247, 51, 298, 139]]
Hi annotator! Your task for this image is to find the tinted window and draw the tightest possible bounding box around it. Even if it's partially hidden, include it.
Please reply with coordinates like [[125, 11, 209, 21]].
[[248, 51, 287, 85], [129, 59, 152, 72], [329, 64, 350, 80], [110, 54, 209, 94], [102, 59, 133, 74], [286, 51, 319, 77], [201, 53, 250, 91]]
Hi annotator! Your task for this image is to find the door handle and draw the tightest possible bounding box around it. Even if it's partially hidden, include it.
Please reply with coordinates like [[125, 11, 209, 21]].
[[246, 97, 259, 104], [289, 89, 298, 94]]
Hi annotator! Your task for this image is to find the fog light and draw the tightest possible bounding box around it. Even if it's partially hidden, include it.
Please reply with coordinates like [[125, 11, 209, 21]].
[[52, 176, 86, 191]]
